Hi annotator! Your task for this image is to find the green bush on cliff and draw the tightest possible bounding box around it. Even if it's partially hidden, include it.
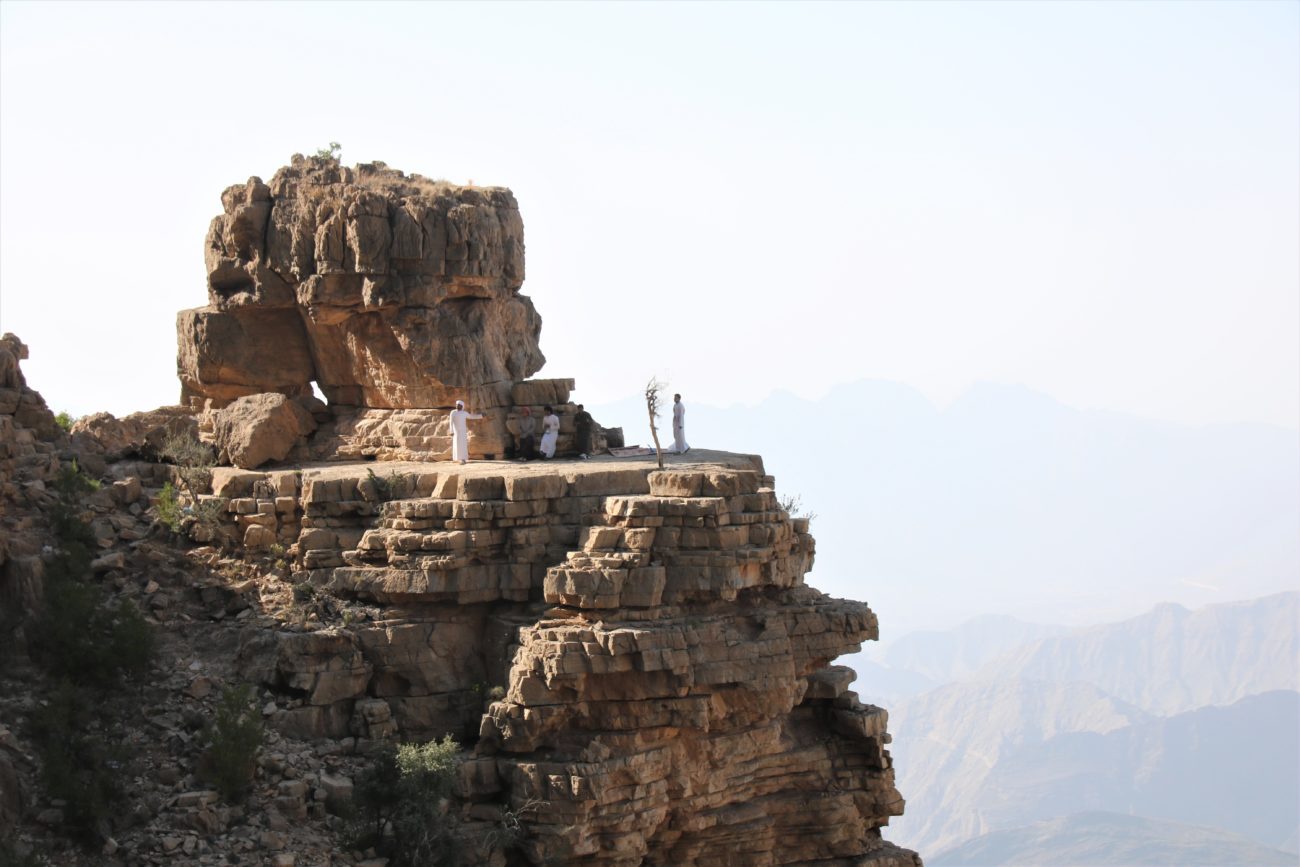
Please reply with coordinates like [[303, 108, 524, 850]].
[[34, 486, 153, 688], [199, 683, 264, 804], [29, 681, 129, 846], [156, 481, 183, 533], [25, 464, 155, 849], [349, 735, 462, 865], [158, 431, 214, 496]]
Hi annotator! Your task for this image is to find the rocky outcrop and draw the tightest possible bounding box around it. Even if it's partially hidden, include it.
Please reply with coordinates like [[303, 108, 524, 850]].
[[70, 405, 199, 461], [210, 455, 918, 865], [0, 333, 62, 623], [173, 157, 622, 464], [5, 161, 919, 864], [177, 157, 543, 412]]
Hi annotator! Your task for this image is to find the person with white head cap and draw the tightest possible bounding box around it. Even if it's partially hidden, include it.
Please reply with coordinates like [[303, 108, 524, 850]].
[[671, 393, 689, 454], [449, 399, 483, 464]]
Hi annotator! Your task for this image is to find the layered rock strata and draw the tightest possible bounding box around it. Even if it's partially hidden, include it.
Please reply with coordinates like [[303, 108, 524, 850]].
[[180, 156, 540, 410], [49, 157, 921, 863], [174, 157, 619, 465], [212, 455, 918, 864]]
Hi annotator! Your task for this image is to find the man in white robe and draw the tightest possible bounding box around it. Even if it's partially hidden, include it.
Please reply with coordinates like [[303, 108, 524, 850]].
[[449, 400, 483, 464], [539, 405, 560, 459], [672, 393, 689, 454]]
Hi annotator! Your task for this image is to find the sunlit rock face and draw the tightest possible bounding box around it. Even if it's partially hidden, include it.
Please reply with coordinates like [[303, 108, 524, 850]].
[[216, 457, 921, 865], [177, 156, 544, 411]]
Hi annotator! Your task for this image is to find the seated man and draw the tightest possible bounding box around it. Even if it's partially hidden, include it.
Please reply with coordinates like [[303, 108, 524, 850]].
[[516, 407, 537, 461]]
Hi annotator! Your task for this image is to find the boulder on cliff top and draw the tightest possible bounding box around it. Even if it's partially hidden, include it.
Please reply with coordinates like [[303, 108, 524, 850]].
[[211, 392, 316, 469], [71, 406, 200, 460], [177, 157, 545, 410]]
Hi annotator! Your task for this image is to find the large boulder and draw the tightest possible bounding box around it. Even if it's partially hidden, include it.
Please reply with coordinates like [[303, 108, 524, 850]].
[[70, 406, 199, 460], [211, 393, 316, 469], [177, 157, 545, 410]]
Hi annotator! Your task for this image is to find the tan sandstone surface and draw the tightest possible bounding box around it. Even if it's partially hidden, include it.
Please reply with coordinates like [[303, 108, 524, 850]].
[[2, 158, 920, 866]]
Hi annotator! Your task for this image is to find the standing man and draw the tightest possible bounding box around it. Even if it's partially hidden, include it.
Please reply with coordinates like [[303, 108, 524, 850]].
[[449, 400, 483, 465], [516, 407, 537, 461], [539, 405, 560, 459], [574, 404, 594, 459], [672, 393, 689, 454]]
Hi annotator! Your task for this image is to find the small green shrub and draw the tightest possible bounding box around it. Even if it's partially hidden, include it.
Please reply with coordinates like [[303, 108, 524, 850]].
[[365, 468, 413, 503], [293, 581, 316, 602], [777, 493, 817, 524], [191, 497, 228, 540], [315, 141, 342, 160], [54, 411, 74, 432], [23, 453, 151, 851], [29, 681, 126, 846], [53, 460, 98, 499], [157, 481, 182, 533], [0, 837, 47, 865], [158, 432, 214, 496], [33, 509, 153, 689], [107, 599, 155, 679], [482, 797, 544, 855], [199, 684, 263, 803], [350, 735, 462, 866]]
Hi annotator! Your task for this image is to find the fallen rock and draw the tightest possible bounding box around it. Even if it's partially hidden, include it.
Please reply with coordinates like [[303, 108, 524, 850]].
[[211, 393, 316, 469]]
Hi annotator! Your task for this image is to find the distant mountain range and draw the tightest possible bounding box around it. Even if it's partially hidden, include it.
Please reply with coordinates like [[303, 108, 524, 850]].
[[882, 615, 1068, 682], [876, 594, 1300, 857], [930, 811, 1300, 866], [972, 592, 1299, 716], [974, 690, 1299, 851], [589, 381, 1300, 635], [886, 678, 1153, 853]]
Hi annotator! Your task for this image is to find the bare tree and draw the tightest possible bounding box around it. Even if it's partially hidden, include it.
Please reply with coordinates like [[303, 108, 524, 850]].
[[645, 377, 666, 469]]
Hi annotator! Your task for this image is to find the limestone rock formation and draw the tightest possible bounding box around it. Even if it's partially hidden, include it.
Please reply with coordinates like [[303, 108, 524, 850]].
[[3, 162, 920, 865], [211, 455, 920, 865], [177, 157, 543, 411]]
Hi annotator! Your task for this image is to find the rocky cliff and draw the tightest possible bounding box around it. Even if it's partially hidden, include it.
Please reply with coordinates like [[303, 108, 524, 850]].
[[180, 156, 540, 411], [176, 156, 568, 465], [2, 160, 919, 866]]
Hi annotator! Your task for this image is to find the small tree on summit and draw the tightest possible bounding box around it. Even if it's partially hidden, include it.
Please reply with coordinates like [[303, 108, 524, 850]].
[[314, 141, 342, 160], [645, 377, 666, 470]]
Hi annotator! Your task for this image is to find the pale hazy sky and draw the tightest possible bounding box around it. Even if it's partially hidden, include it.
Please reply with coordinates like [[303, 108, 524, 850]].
[[1, 0, 1297, 428]]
